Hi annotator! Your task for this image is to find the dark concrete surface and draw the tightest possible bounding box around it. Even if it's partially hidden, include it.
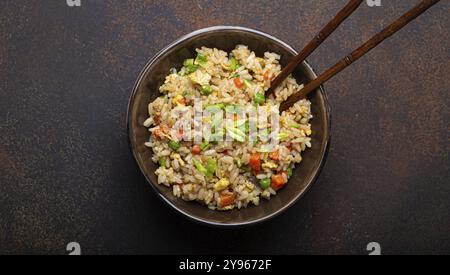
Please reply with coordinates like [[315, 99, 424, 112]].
[[0, 0, 449, 255]]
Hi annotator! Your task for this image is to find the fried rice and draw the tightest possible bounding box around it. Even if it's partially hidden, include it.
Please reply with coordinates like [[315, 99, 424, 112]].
[[143, 45, 313, 210]]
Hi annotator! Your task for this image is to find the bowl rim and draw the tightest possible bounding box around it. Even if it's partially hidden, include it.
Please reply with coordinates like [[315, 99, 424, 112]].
[[127, 26, 331, 227]]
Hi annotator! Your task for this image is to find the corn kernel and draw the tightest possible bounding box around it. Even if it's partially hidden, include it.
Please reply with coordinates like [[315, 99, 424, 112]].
[[262, 162, 278, 169]]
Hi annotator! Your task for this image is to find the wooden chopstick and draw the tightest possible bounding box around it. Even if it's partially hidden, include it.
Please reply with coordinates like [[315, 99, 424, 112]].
[[280, 0, 440, 112], [265, 0, 364, 98]]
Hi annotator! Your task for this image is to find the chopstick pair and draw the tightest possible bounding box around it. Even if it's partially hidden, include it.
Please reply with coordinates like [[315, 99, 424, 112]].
[[264, 0, 441, 112]]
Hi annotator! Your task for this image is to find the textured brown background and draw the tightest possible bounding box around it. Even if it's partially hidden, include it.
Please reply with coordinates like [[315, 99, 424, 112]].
[[0, 0, 449, 254]]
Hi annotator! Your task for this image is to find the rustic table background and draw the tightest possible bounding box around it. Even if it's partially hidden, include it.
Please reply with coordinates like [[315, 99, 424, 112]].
[[0, 0, 449, 255]]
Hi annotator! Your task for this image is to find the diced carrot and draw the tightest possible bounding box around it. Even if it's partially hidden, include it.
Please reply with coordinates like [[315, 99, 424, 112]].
[[264, 71, 270, 81], [219, 192, 235, 208], [233, 113, 239, 121], [234, 77, 244, 89], [249, 152, 261, 172], [153, 124, 170, 140], [153, 129, 163, 139], [192, 145, 201, 155], [271, 172, 288, 190], [269, 150, 280, 161]]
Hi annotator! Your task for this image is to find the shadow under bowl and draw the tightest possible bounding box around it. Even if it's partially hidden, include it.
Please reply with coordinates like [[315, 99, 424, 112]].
[[127, 26, 331, 227]]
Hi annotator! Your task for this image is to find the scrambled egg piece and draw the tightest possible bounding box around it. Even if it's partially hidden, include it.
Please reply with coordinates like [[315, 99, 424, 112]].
[[189, 70, 211, 86], [300, 106, 310, 115], [214, 178, 230, 192], [170, 153, 185, 166], [221, 63, 230, 71], [262, 162, 278, 169]]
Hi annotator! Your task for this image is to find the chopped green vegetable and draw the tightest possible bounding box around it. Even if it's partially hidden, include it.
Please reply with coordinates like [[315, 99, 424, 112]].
[[260, 178, 271, 189], [168, 140, 180, 151], [225, 105, 236, 113], [205, 159, 217, 177], [195, 53, 207, 66], [287, 167, 293, 177], [205, 103, 225, 110], [229, 57, 240, 70], [185, 64, 199, 74], [210, 129, 224, 142], [243, 79, 253, 88], [277, 132, 289, 141], [289, 123, 301, 129], [200, 141, 210, 151], [215, 103, 226, 109], [201, 85, 213, 95], [254, 93, 265, 105], [244, 121, 250, 133], [183, 59, 194, 66], [228, 73, 240, 79], [235, 158, 242, 168], [228, 127, 246, 142], [193, 160, 208, 175], [234, 127, 246, 138], [211, 114, 223, 131], [158, 157, 166, 167], [234, 119, 246, 127], [193, 158, 216, 177]]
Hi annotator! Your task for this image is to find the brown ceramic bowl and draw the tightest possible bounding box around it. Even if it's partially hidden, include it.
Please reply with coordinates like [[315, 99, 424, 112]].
[[127, 26, 331, 227]]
